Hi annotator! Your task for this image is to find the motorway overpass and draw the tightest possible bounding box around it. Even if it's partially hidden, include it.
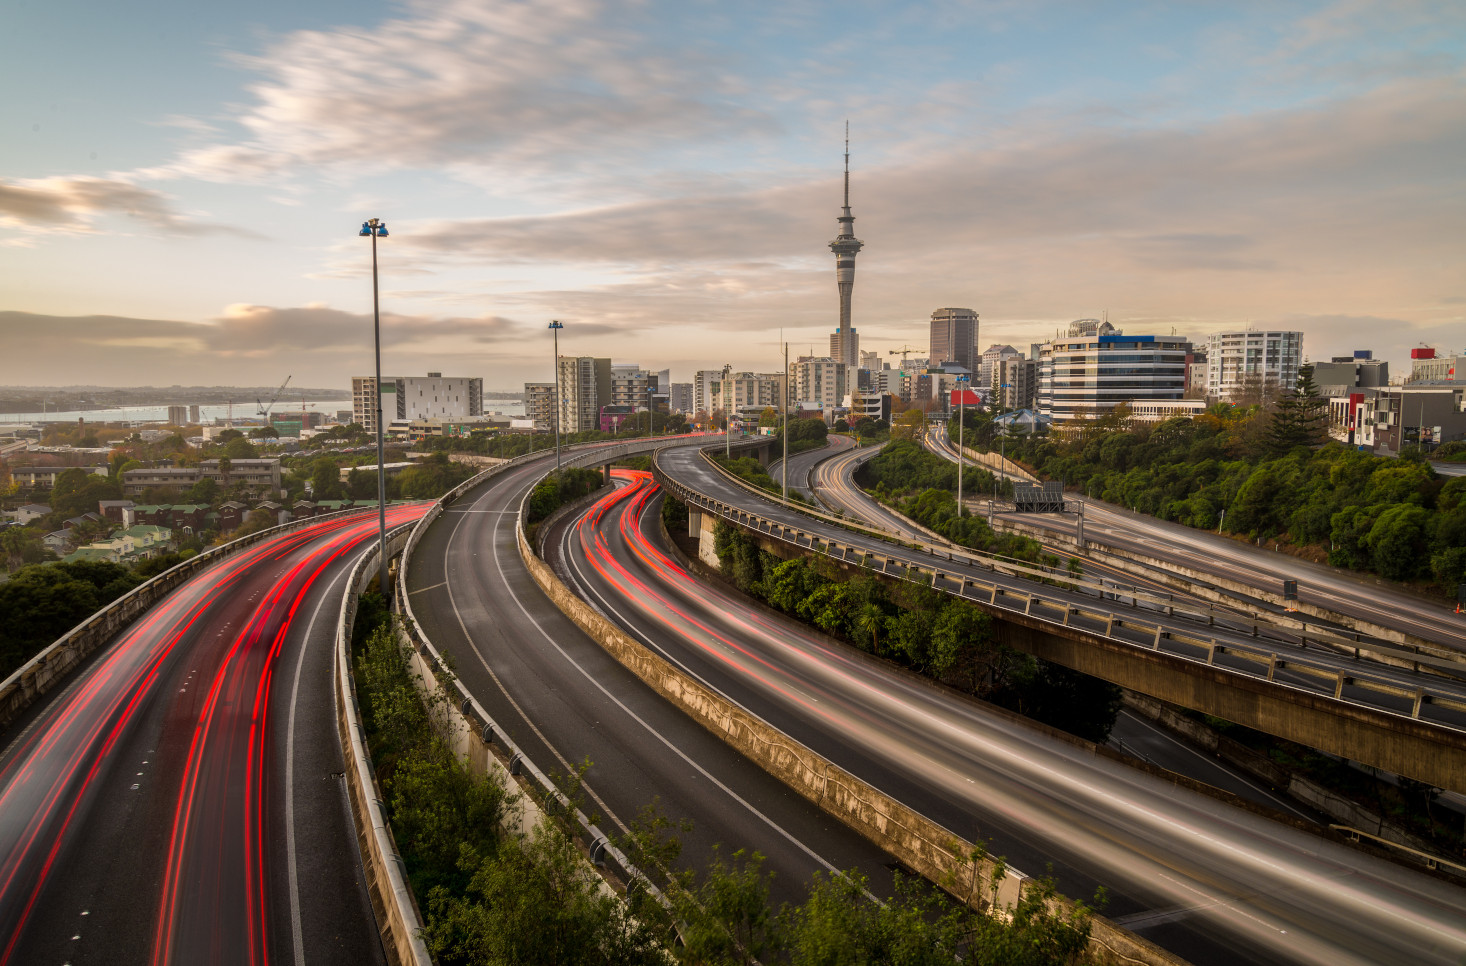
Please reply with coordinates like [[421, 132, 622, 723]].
[[653, 440, 1466, 795]]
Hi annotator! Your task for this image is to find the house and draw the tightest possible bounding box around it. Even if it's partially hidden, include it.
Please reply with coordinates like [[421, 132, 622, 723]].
[[62, 525, 172, 565], [125, 504, 209, 533], [98, 499, 136, 523], [63, 512, 105, 530], [12, 504, 51, 525], [291, 500, 318, 519], [43, 530, 75, 554], [217, 501, 248, 532]]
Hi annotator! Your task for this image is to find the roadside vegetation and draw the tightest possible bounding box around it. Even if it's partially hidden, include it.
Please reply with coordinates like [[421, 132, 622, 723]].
[[710, 521, 1120, 743], [351, 599, 1099, 965], [997, 404, 1466, 594], [0, 559, 141, 679]]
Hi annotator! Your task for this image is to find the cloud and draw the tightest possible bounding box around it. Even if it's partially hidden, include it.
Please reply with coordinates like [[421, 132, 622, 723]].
[[0, 177, 215, 234], [151, 0, 774, 187]]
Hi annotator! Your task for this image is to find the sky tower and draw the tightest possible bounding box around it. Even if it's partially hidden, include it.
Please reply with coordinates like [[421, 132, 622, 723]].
[[828, 122, 864, 350]]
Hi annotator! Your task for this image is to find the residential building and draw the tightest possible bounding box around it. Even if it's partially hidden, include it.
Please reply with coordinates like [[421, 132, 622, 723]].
[[791, 356, 844, 410], [979, 344, 1021, 389], [190, 404, 201, 423], [1204, 330, 1303, 402], [12, 504, 52, 525], [125, 504, 209, 533], [996, 356, 1037, 411], [524, 382, 556, 432], [98, 499, 136, 523], [710, 372, 785, 414], [353, 373, 484, 432], [1036, 322, 1191, 422], [1186, 348, 1209, 396], [11, 465, 108, 489], [122, 458, 281, 497], [167, 405, 188, 426], [556, 356, 612, 434], [610, 365, 658, 411], [669, 382, 694, 414], [929, 307, 979, 373], [693, 369, 726, 416]]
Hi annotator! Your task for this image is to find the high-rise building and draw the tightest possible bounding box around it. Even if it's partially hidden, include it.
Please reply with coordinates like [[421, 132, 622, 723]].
[[352, 376, 397, 435], [1037, 321, 1190, 422], [610, 365, 657, 411], [189, 405, 201, 424], [669, 382, 694, 414], [996, 356, 1037, 411], [712, 372, 785, 415], [556, 356, 612, 434], [1205, 331, 1303, 402], [828, 125, 864, 341], [167, 405, 188, 426], [791, 356, 844, 410], [830, 326, 860, 370], [979, 344, 1021, 389], [693, 369, 726, 416], [524, 382, 555, 431], [858, 350, 883, 371], [930, 308, 978, 373]]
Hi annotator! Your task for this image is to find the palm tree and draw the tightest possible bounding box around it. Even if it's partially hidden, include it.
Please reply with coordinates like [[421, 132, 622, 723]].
[[857, 602, 884, 656]]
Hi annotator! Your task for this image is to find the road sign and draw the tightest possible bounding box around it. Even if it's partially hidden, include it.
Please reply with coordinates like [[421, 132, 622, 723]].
[[1283, 580, 1298, 601]]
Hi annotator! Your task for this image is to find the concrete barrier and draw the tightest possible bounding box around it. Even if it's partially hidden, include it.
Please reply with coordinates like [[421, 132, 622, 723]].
[[0, 505, 384, 733], [334, 528, 432, 966]]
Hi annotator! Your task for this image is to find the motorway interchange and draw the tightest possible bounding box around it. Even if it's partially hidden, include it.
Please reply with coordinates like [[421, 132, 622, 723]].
[[1, 435, 1464, 964]]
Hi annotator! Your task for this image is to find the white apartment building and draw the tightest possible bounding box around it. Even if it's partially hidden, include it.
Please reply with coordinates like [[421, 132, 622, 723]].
[[791, 356, 844, 410], [979, 345, 1021, 389], [693, 370, 724, 416], [353, 373, 483, 433], [1204, 331, 1303, 401], [711, 372, 785, 414]]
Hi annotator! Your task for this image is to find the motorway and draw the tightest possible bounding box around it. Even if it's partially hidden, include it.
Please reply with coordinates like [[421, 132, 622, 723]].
[[920, 424, 1466, 656], [561, 465, 1466, 966], [0, 506, 427, 966], [769, 433, 854, 502], [401, 450, 903, 910]]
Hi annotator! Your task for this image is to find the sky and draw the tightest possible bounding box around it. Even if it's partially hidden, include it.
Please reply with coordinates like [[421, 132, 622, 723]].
[[2, 0, 1463, 391]]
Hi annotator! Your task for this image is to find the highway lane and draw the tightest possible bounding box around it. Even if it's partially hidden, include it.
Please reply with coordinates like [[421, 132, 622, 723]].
[[574, 469, 1466, 966], [401, 453, 903, 910], [659, 444, 1466, 734], [768, 434, 853, 502], [0, 506, 426, 966], [921, 424, 1466, 654], [807, 441, 934, 541]]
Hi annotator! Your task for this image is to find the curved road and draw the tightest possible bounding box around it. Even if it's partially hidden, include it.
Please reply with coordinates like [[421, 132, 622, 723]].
[[769, 434, 854, 503], [573, 467, 1466, 966], [402, 451, 903, 909], [0, 506, 426, 965]]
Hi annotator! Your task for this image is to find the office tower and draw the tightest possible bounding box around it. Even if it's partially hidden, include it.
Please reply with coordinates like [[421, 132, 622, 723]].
[[930, 308, 978, 373]]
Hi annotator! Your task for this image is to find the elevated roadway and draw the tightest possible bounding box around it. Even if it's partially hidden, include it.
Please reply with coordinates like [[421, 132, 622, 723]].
[[0, 506, 427, 965], [561, 467, 1466, 966], [654, 442, 1466, 793], [400, 444, 903, 909]]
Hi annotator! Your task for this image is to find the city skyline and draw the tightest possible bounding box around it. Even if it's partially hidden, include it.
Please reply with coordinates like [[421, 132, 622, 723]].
[[3, 1, 1464, 389]]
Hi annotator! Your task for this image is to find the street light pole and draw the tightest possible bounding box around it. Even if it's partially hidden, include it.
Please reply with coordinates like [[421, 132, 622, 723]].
[[358, 218, 391, 599], [723, 363, 732, 458], [956, 376, 966, 517], [782, 341, 789, 503], [549, 320, 563, 473]]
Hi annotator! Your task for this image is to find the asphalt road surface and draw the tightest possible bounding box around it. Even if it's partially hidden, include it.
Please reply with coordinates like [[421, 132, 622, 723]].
[[580, 468, 1466, 966], [0, 506, 427, 966], [402, 453, 904, 910]]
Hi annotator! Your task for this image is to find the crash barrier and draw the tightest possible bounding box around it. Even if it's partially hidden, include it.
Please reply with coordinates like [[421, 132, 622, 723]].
[[517, 476, 1185, 966], [656, 447, 1466, 741], [335, 526, 432, 966], [0, 505, 383, 732]]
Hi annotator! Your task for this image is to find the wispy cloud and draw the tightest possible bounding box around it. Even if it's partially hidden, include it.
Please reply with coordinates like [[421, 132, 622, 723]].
[[0, 177, 225, 235]]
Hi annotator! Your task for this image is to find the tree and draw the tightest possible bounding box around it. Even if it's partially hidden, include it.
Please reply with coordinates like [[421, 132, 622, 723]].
[[1266, 364, 1328, 455], [216, 428, 245, 444], [0, 561, 140, 677], [757, 407, 778, 429], [249, 425, 280, 440], [223, 437, 258, 459], [892, 408, 926, 441], [311, 457, 345, 500]]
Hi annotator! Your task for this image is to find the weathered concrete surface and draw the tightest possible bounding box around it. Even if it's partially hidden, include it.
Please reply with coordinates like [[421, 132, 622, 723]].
[[1001, 619, 1466, 795], [521, 510, 1187, 966]]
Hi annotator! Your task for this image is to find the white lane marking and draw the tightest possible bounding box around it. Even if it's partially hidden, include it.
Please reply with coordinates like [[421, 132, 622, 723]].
[[408, 580, 448, 595], [556, 505, 866, 888], [441, 476, 627, 832], [285, 561, 353, 966]]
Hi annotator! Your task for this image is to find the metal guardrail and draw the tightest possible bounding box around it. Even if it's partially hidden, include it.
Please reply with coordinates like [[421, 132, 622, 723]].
[[652, 445, 1466, 734], [1330, 825, 1466, 876]]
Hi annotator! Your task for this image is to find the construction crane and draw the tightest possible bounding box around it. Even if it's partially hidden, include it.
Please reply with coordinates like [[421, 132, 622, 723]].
[[257, 375, 292, 422], [887, 345, 926, 366]]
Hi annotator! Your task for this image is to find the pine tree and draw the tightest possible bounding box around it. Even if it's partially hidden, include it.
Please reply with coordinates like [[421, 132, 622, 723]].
[[1267, 364, 1328, 454]]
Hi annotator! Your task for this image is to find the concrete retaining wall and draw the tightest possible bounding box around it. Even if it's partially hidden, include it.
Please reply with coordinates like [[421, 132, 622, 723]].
[[519, 505, 1186, 966]]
